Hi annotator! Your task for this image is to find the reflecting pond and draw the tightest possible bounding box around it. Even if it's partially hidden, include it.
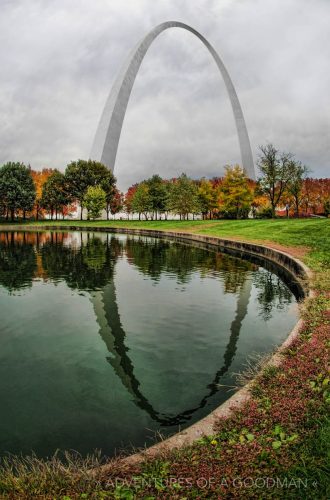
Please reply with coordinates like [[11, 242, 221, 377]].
[[0, 231, 300, 458]]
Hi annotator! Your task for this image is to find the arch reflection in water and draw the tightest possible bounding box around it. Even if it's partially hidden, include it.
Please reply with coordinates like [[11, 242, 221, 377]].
[[0, 231, 299, 457], [91, 276, 252, 426]]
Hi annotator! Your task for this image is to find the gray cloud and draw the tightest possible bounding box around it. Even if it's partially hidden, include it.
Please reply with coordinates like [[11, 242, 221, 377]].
[[0, 0, 329, 190]]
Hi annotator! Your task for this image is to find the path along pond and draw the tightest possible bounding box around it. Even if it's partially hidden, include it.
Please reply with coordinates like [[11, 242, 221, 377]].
[[0, 230, 302, 458]]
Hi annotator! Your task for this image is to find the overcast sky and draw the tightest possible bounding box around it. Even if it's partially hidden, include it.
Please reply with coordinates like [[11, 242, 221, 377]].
[[0, 0, 329, 190]]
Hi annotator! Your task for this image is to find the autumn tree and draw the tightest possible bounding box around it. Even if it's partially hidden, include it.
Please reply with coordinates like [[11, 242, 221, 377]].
[[31, 168, 53, 220], [124, 184, 138, 219], [83, 186, 106, 220], [301, 178, 330, 214], [257, 144, 294, 217], [0, 162, 35, 220], [197, 178, 217, 219], [219, 165, 253, 219], [110, 188, 124, 217]]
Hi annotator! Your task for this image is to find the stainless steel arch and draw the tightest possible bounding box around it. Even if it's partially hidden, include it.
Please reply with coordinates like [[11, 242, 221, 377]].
[[90, 21, 255, 179]]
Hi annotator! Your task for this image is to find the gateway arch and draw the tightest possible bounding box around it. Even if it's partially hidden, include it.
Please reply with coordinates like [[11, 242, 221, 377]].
[[91, 21, 255, 180]]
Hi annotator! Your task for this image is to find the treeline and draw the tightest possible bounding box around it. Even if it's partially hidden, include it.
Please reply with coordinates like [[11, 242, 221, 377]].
[[0, 160, 120, 221], [0, 144, 329, 221], [124, 145, 330, 220]]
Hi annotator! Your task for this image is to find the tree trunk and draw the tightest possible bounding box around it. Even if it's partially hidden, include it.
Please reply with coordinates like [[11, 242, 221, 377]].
[[11, 209, 15, 221], [271, 203, 276, 218], [295, 196, 299, 217], [80, 204, 83, 220]]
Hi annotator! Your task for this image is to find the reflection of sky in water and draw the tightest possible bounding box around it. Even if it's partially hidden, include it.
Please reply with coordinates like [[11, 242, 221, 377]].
[[0, 231, 298, 458]]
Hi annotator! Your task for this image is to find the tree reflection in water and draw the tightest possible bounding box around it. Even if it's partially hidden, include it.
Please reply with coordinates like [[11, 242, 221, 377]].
[[0, 231, 294, 426]]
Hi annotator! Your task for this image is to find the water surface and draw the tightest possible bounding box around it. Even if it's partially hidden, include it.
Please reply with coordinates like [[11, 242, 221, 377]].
[[0, 231, 299, 457]]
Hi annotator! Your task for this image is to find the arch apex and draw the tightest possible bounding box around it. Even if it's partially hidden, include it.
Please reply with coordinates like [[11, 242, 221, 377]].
[[91, 22, 255, 180]]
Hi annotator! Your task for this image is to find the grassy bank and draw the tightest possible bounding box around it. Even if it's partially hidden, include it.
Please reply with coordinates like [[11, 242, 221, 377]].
[[0, 219, 329, 499]]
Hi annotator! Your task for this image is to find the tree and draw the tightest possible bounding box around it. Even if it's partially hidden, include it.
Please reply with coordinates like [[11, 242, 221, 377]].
[[197, 178, 217, 219], [131, 182, 152, 220], [65, 159, 114, 220], [219, 165, 253, 219], [100, 170, 117, 220], [168, 173, 199, 220], [83, 186, 106, 220], [257, 144, 294, 217], [124, 184, 138, 219], [0, 162, 36, 220], [41, 170, 69, 219], [110, 188, 124, 217], [324, 199, 330, 217], [31, 168, 54, 220], [146, 174, 167, 220], [301, 178, 330, 215], [286, 161, 309, 216], [162, 180, 173, 220]]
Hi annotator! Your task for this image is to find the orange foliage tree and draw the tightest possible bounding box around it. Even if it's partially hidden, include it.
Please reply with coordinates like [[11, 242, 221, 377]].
[[31, 168, 54, 220], [124, 184, 138, 219], [301, 178, 330, 215]]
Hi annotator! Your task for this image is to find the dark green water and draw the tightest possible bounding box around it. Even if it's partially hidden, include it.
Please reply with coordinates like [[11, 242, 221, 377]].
[[0, 231, 300, 458]]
